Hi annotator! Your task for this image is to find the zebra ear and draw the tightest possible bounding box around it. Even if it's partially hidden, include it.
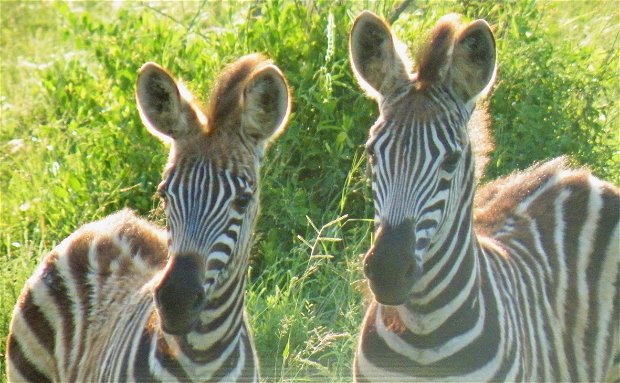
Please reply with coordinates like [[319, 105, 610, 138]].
[[240, 64, 291, 143], [449, 19, 496, 102], [136, 63, 205, 143], [350, 11, 410, 100]]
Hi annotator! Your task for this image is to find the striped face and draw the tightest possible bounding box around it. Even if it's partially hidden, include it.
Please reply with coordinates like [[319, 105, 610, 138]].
[[154, 159, 258, 334], [136, 57, 290, 334], [160, 160, 256, 275], [363, 87, 475, 304], [350, 12, 496, 305]]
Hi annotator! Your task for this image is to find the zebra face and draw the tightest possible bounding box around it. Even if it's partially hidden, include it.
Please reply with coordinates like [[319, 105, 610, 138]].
[[350, 12, 496, 305], [153, 161, 257, 334], [363, 97, 473, 304], [136, 56, 290, 334]]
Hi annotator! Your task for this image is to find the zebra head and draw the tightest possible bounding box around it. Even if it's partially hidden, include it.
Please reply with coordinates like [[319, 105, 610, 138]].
[[350, 12, 496, 305], [136, 55, 290, 335]]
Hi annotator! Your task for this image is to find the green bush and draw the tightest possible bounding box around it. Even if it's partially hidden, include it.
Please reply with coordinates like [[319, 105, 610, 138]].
[[1, 1, 617, 381]]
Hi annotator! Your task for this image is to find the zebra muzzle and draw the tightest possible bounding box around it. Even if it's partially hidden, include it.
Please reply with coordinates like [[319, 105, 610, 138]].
[[363, 220, 419, 305], [154, 254, 207, 335]]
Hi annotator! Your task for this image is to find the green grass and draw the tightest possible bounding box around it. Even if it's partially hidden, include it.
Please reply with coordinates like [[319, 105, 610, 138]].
[[1, 1, 618, 381]]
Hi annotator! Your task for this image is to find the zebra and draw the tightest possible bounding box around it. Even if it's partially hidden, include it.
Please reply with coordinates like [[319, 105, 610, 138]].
[[349, 11, 620, 382], [6, 54, 291, 382]]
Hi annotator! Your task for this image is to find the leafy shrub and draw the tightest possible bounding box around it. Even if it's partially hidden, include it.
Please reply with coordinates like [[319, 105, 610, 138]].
[[1, 0, 617, 380]]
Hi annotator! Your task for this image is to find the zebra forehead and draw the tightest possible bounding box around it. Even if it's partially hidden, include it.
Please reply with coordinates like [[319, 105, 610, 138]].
[[163, 155, 256, 189], [162, 149, 260, 186], [379, 85, 464, 127], [374, 102, 463, 145], [165, 135, 259, 182]]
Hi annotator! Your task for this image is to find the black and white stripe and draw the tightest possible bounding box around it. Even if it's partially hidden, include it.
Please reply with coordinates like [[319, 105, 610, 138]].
[[6, 162, 260, 382], [162, 159, 256, 277], [350, 11, 620, 382], [7, 55, 290, 382]]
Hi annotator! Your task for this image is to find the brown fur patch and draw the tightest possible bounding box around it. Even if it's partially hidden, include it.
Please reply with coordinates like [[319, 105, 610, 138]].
[[118, 219, 168, 269], [474, 157, 569, 236], [94, 236, 120, 276], [467, 101, 493, 182], [415, 15, 460, 85], [381, 305, 407, 334], [66, 231, 93, 277], [207, 54, 271, 132], [145, 310, 160, 333], [156, 331, 180, 359]]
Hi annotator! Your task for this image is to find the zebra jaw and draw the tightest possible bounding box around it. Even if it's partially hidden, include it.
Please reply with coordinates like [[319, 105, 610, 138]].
[[202, 266, 231, 303], [364, 218, 435, 305], [155, 255, 238, 335]]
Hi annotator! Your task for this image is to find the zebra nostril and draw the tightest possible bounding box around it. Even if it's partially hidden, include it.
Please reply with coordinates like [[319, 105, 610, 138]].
[[193, 289, 206, 310], [404, 262, 416, 279], [416, 238, 430, 251]]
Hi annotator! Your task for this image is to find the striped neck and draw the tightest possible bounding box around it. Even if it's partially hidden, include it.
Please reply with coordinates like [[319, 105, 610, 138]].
[[370, 214, 487, 375], [392, 160, 486, 358], [153, 265, 255, 380], [405, 208, 482, 318]]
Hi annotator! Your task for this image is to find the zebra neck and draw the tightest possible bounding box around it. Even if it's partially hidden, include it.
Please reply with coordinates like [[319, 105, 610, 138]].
[[402, 213, 483, 334], [158, 272, 249, 365]]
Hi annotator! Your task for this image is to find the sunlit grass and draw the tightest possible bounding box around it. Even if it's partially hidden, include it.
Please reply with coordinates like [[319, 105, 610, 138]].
[[1, 1, 618, 381]]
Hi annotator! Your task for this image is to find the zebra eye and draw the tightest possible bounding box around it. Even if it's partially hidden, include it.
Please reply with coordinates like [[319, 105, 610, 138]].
[[233, 192, 253, 212], [442, 151, 461, 172]]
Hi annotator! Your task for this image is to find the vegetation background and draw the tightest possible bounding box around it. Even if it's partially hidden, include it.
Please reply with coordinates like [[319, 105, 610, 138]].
[[1, 0, 618, 381]]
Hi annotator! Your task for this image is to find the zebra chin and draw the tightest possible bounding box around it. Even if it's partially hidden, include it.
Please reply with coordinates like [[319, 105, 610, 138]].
[[366, 265, 419, 306], [363, 220, 421, 306], [158, 308, 201, 335]]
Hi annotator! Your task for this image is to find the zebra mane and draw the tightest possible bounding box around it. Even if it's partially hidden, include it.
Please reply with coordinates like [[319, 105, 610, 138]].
[[473, 156, 570, 236], [413, 15, 495, 183], [207, 53, 272, 132], [414, 13, 462, 86], [468, 100, 494, 183]]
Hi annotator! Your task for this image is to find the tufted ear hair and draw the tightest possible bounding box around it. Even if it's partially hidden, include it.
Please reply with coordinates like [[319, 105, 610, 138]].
[[240, 64, 291, 143], [349, 11, 410, 100], [135, 62, 206, 143], [416, 14, 459, 86], [449, 19, 496, 102]]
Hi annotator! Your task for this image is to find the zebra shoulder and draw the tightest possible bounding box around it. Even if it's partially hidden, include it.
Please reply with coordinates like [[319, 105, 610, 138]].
[[475, 157, 579, 234], [34, 209, 167, 288]]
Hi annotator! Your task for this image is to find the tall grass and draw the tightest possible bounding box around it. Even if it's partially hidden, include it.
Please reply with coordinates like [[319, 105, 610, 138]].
[[1, 1, 617, 381]]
